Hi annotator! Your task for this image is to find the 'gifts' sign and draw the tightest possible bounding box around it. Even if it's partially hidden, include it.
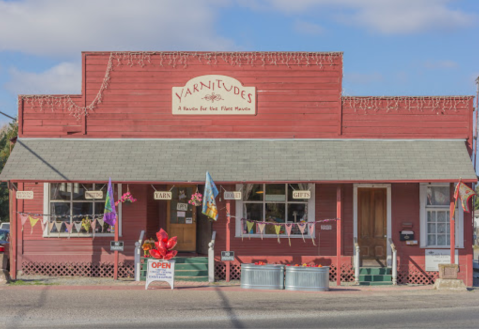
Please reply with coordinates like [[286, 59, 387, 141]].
[[292, 191, 311, 199], [172, 75, 256, 115]]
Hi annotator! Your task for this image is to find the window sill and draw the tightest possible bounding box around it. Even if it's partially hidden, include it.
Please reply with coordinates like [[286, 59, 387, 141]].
[[420, 245, 463, 249]]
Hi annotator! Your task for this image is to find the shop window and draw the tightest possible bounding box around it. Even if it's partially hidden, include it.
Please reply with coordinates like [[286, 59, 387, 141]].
[[44, 183, 121, 237], [236, 183, 314, 237], [420, 184, 463, 248]]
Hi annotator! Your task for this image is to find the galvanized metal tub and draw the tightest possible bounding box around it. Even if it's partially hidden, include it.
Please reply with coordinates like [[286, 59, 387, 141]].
[[285, 266, 330, 291], [240, 263, 285, 290]]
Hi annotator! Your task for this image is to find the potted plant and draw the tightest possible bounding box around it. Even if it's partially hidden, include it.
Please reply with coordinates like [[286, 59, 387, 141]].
[[188, 192, 203, 207], [115, 191, 137, 206]]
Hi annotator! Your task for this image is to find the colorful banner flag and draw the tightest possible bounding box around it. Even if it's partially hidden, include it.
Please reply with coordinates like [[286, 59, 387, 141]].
[[246, 221, 254, 240], [274, 224, 282, 244], [454, 181, 476, 213], [65, 222, 73, 238], [103, 178, 117, 226], [28, 216, 39, 234], [202, 172, 219, 221], [308, 223, 316, 246], [257, 223, 266, 240], [20, 214, 28, 232], [74, 221, 82, 233], [297, 223, 307, 242], [285, 223, 293, 246]]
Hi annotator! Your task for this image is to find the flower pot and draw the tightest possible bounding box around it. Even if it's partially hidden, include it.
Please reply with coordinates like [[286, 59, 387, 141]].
[[240, 263, 284, 290], [285, 266, 329, 291]]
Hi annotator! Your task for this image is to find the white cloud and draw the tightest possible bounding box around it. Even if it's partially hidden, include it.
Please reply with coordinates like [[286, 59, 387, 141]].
[[242, 0, 476, 34], [424, 60, 459, 69], [4, 62, 81, 95], [0, 0, 235, 57], [294, 20, 325, 35]]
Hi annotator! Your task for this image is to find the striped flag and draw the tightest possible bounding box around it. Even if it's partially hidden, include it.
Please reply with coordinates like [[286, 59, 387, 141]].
[[103, 178, 117, 226]]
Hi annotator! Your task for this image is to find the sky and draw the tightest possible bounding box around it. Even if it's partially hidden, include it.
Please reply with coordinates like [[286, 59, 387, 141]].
[[0, 0, 478, 124]]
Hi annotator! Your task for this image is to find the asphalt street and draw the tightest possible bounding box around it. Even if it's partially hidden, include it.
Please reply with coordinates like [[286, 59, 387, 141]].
[[0, 286, 479, 328]]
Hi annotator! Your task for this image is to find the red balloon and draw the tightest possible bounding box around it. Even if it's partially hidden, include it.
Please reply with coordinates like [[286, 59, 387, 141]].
[[156, 229, 169, 244], [166, 236, 177, 250], [149, 249, 162, 259], [164, 250, 178, 260]]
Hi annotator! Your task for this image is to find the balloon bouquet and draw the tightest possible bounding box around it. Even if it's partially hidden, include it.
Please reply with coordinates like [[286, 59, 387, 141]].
[[149, 228, 178, 260]]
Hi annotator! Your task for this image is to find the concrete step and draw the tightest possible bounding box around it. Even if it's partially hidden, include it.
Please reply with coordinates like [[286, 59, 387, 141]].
[[358, 267, 391, 275], [175, 276, 208, 282], [359, 275, 392, 282], [175, 270, 208, 277], [359, 281, 393, 286]]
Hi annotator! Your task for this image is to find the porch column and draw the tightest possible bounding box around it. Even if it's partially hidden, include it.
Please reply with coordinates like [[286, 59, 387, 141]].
[[449, 182, 455, 264], [336, 185, 342, 286], [226, 200, 231, 282], [114, 210, 119, 280], [9, 182, 17, 280]]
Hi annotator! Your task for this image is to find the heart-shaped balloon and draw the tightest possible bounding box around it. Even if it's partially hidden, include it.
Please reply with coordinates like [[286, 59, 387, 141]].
[[166, 237, 177, 250], [156, 229, 168, 244], [164, 250, 178, 260], [149, 249, 162, 259]]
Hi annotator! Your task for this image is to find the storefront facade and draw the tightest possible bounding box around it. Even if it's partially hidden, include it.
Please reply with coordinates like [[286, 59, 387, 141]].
[[1, 51, 476, 286]]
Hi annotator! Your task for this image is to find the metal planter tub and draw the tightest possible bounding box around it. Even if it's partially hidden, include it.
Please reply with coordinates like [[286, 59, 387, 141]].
[[285, 266, 330, 291], [240, 264, 285, 290]]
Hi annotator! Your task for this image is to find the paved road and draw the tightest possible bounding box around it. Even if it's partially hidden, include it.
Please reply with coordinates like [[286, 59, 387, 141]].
[[0, 286, 479, 328]]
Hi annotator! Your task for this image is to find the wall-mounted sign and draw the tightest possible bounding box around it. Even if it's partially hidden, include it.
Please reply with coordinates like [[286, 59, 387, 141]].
[[110, 241, 124, 252], [425, 249, 458, 272], [16, 191, 34, 199], [221, 251, 235, 261], [146, 259, 175, 290], [292, 191, 311, 199], [172, 75, 256, 115], [85, 191, 103, 199], [177, 203, 188, 211], [224, 191, 242, 200], [186, 217, 193, 224], [154, 191, 172, 200], [320, 225, 332, 231]]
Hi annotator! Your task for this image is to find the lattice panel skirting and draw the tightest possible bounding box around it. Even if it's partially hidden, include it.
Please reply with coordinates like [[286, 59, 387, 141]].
[[397, 266, 439, 285], [22, 261, 134, 278], [214, 262, 354, 282]]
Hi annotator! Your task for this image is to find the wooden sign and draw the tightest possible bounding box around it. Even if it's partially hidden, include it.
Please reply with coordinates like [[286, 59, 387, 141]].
[[16, 191, 33, 199], [224, 191, 242, 200], [172, 75, 256, 115], [154, 191, 172, 200], [85, 191, 103, 199], [146, 259, 175, 290], [292, 191, 311, 199]]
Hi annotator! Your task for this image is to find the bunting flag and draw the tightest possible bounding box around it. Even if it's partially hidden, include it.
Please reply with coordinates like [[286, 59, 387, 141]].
[[20, 214, 29, 232], [28, 216, 39, 234], [257, 223, 266, 240], [74, 221, 82, 234], [202, 171, 219, 221], [308, 222, 316, 246], [55, 222, 63, 237], [48, 222, 54, 233], [274, 224, 282, 244], [103, 178, 117, 226], [41, 217, 48, 232], [246, 221, 255, 240], [285, 223, 293, 246], [297, 223, 307, 242], [97, 218, 105, 232], [65, 222, 73, 238], [454, 181, 476, 213]]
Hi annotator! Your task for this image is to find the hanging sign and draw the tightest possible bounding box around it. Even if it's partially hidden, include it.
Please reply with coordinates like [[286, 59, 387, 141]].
[[146, 259, 175, 290], [177, 203, 188, 211], [292, 191, 311, 199], [224, 191, 242, 200], [172, 75, 256, 115], [154, 191, 172, 200], [16, 191, 34, 199], [85, 191, 103, 199], [221, 251, 235, 261]]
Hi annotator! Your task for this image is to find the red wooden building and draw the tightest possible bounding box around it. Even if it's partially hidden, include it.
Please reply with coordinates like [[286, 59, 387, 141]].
[[1, 51, 477, 286]]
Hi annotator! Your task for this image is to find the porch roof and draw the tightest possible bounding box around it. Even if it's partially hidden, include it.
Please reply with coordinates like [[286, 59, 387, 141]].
[[0, 138, 476, 183]]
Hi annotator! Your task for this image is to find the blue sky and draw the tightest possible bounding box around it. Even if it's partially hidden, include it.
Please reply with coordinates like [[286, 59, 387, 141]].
[[0, 0, 478, 124]]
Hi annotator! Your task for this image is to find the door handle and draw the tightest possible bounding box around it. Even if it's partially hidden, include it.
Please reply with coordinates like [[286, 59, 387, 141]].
[[384, 235, 387, 238]]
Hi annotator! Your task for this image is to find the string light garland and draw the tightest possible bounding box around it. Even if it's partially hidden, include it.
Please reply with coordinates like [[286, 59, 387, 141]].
[[19, 51, 343, 120], [343, 96, 473, 115]]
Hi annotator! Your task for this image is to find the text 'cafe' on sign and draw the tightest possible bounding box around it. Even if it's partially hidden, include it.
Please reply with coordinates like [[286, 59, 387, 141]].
[[172, 75, 256, 115]]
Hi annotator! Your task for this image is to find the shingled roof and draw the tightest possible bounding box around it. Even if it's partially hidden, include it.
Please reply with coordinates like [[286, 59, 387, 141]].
[[0, 138, 476, 183]]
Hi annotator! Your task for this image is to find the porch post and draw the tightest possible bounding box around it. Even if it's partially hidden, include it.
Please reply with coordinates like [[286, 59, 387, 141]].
[[449, 182, 455, 264], [9, 182, 17, 280], [226, 199, 231, 282], [114, 213, 119, 280], [336, 185, 342, 286]]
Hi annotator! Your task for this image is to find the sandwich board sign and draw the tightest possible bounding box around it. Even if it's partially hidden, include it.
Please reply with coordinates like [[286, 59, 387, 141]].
[[146, 259, 176, 290]]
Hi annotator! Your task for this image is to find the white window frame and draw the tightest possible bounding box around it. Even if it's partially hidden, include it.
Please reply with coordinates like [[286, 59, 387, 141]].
[[43, 183, 122, 238], [234, 183, 315, 238], [419, 183, 463, 248]]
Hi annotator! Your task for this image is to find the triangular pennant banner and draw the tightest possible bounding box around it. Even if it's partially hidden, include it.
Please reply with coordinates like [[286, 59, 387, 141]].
[[241, 219, 244, 241], [74, 221, 82, 234], [308, 222, 316, 246], [285, 223, 293, 246], [297, 223, 307, 242], [55, 222, 63, 234], [274, 224, 282, 244], [97, 218, 105, 232], [246, 221, 255, 240], [41, 219, 47, 233], [91, 219, 97, 239], [48, 222, 54, 233], [257, 223, 266, 240], [29, 216, 40, 234], [20, 214, 29, 232], [65, 222, 73, 238]]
